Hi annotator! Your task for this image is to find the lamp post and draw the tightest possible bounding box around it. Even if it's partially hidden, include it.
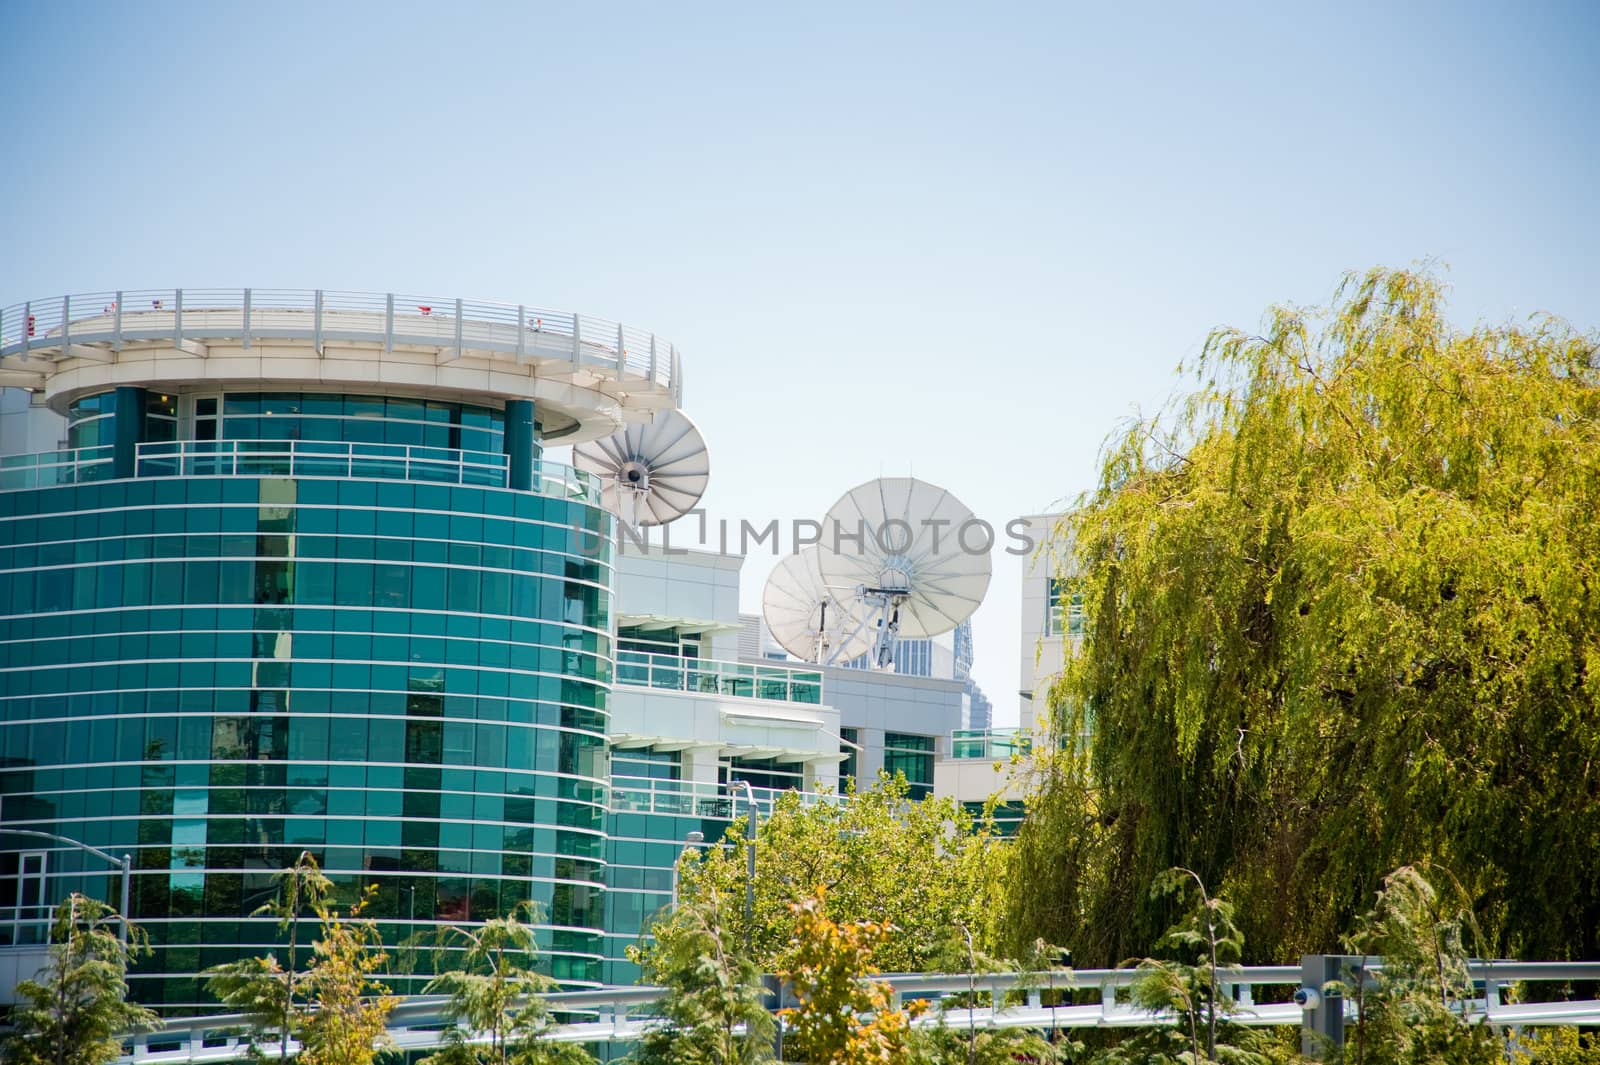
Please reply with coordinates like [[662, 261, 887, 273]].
[[0, 828, 132, 944], [735, 780, 759, 957], [670, 830, 704, 909]]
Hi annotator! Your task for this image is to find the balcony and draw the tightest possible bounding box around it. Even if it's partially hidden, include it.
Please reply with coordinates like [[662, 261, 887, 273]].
[[0, 439, 601, 505], [609, 775, 837, 817], [614, 650, 822, 705], [948, 728, 1032, 760]]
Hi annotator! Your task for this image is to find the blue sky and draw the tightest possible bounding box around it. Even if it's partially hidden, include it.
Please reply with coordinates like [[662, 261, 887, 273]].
[[3, 2, 1596, 718]]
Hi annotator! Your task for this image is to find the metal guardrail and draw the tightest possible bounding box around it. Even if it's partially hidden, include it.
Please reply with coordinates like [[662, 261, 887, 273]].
[[110, 962, 1600, 1062], [0, 288, 680, 400], [615, 650, 823, 704], [0, 440, 602, 504]]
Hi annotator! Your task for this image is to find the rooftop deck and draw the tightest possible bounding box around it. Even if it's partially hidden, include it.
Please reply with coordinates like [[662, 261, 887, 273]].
[[0, 288, 683, 440]]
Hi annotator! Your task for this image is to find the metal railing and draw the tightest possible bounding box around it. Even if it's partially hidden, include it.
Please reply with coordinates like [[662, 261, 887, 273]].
[[614, 651, 823, 704], [0, 288, 680, 398], [108, 961, 1600, 1062], [608, 775, 836, 817], [0, 440, 602, 504], [0, 445, 114, 490], [948, 727, 1032, 760], [136, 439, 510, 487]]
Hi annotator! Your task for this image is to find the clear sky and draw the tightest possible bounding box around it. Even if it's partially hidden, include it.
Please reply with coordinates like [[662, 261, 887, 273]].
[[2, 2, 1596, 720]]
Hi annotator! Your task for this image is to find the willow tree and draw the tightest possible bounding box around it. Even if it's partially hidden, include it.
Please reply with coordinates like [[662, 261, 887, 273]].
[[1009, 267, 1600, 965]]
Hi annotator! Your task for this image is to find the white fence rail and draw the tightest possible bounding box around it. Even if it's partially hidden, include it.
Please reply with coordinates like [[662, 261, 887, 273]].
[[110, 961, 1600, 1063], [0, 288, 679, 398]]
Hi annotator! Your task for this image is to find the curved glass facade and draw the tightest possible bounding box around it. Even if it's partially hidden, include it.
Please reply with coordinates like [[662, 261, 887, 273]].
[[0, 466, 614, 1009]]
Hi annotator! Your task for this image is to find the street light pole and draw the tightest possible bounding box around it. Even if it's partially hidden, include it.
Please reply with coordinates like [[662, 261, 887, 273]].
[[735, 780, 759, 957], [670, 830, 704, 910], [0, 828, 133, 944]]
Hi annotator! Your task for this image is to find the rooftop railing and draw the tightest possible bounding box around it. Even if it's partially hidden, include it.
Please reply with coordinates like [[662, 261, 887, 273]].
[[0, 288, 680, 398], [0, 440, 602, 505], [614, 650, 823, 705]]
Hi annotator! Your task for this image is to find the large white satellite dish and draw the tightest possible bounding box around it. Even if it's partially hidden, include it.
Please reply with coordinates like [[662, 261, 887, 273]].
[[816, 477, 991, 666], [761, 546, 874, 664], [572, 410, 709, 527]]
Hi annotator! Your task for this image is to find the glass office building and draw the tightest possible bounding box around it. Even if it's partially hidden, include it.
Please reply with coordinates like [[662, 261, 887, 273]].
[[0, 289, 681, 1010]]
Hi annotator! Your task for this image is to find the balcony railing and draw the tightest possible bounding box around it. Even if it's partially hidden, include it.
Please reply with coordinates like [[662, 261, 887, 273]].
[[609, 775, 837, 817], [948, 728, 1032, 760], [614, 650, 822, 704], [0, 440, 602, 505], [0, 445, 113, 490]]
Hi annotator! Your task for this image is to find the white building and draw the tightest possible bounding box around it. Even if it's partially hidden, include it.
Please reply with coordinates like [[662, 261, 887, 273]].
[[601, 542, 965, 976], [931, 512, 1076, 828], [1017, 513, 1076, 734]]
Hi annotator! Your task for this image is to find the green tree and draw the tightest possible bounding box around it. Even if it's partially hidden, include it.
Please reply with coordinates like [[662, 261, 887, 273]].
[[1510, 1028, 1600, 1065], [1095, 869, 1281, 1065], [777, 893, 924, 1065], [296, 886, 398, 1065], [1010, 267, 1600, 965], [420, 904, 591, 1065], [673, 775, 1007, 972], [1335, 865, 1502, 1065], [205, 850, 333, 1062], [0, 893, 159, 1065], [205, 854, 396, 1065], [913, 929, 1071, 1065], [629, 872, 774, 1065]]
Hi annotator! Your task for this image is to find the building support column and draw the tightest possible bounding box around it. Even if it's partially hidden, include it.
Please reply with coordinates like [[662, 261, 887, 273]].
[[504, 399, 535, 491], [112, 386, 148, 480]]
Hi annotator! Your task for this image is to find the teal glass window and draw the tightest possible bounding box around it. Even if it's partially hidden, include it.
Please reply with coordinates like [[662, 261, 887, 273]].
[[883, 732, 935, 799]]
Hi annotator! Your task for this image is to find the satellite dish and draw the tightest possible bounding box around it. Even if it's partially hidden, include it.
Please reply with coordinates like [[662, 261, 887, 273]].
[[816, 477, 991, 660], [762, 546, 875, 664], [573, 410, 709, 527]]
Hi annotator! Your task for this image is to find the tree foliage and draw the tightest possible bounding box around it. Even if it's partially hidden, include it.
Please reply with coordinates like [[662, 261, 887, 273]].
[[913, 928, 1071, 1065], [1009, 267, 1600, 965], [0, 893, 158, 1065], [671, 775, 1008, 972], [420, 905, 591, 1065], [205, 851, 331, 1062], [776, 893, 924, 1065], [1097, 870, 1279, 1065], [205, 853, 395, 1065], [629, 872, 774, 1065], [1510, 1028, 1600, 1065], [296, 887, 398, 1065], [1336, 865, 1502, 1065]]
